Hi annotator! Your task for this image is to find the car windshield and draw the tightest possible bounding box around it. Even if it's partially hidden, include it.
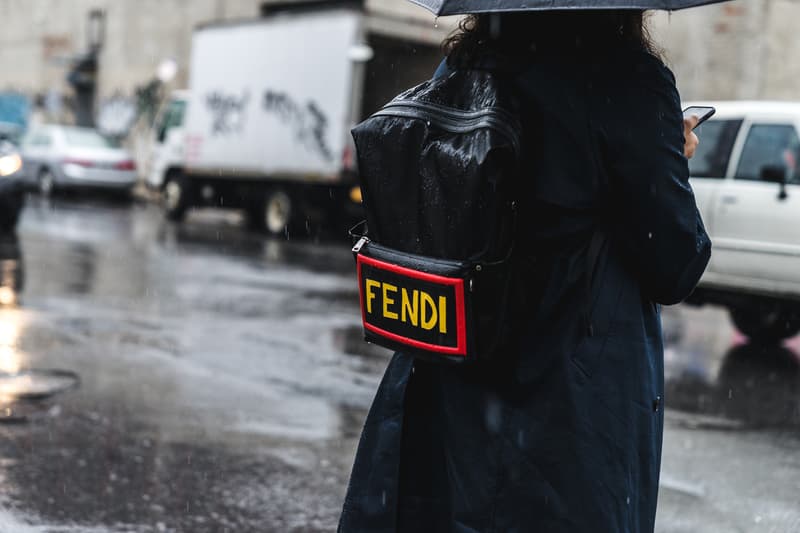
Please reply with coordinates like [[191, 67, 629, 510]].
[[62, 128, 120, 148], [165, 100, 186, 129]]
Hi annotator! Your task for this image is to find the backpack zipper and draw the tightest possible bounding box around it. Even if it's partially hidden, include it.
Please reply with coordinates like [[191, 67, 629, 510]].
[[352, 236, 369, 254]]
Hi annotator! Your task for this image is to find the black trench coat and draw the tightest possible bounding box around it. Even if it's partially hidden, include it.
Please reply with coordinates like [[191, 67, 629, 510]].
[[339, 43, 712, 533]]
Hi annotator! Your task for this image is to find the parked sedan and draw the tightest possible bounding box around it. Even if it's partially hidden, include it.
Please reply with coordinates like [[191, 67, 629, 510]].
[[20, 125, 137, 195]]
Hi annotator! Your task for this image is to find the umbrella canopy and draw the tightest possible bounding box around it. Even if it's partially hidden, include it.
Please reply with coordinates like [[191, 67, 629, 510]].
[[409, 0, 732, 16]]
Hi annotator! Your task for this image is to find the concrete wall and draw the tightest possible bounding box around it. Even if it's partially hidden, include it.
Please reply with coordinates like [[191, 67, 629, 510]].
[[651, 0, 800, 101], [0, 0, 449, 114]]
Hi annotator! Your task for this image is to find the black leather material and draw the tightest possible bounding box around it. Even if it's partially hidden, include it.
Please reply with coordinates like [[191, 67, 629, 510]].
[[353, 69, 521, 262], [359, 240, 473, 278]]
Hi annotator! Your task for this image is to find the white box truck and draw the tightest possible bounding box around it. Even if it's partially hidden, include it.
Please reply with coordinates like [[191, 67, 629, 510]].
[[156, 2, 445, 236]]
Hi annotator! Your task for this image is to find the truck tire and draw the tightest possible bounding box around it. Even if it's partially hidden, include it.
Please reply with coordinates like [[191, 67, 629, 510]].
[[250, 188, 297, 238], [730, 306, 800, 343], [163, 174, 189, 222]]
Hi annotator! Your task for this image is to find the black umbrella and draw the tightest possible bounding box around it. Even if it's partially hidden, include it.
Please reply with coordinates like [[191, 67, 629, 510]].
[[409, 0, 731, 16]]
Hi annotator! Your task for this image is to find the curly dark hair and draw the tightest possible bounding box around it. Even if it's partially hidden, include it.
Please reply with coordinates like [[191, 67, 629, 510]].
[[444, 11, 658, 68]]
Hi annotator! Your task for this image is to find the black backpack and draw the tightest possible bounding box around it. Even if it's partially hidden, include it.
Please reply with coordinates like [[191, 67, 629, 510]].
[[350, 68, 523, 364]]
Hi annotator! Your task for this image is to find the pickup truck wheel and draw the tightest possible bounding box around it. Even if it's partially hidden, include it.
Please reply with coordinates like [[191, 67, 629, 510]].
[[163, 175, 189, 222], [730, 306, 800, 343]]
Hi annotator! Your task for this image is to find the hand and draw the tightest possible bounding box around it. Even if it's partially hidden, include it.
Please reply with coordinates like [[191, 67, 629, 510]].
[[684, 116, 700, 159]]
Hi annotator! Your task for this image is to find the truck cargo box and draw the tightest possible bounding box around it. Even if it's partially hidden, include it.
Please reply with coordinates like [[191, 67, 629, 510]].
[[184, 9, 361, 182]]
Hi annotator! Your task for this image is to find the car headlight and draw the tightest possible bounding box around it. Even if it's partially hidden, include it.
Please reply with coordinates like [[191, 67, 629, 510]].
[[0, 154, 22, 177]]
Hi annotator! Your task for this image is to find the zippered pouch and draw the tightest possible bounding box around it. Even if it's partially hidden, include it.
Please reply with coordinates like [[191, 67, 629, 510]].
[[353, 236, 478, 363]]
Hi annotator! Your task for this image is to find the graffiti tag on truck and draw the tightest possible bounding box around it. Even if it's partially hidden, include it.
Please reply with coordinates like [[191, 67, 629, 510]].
[[206, 91, 250, 136], [263, 90, 333, 162]]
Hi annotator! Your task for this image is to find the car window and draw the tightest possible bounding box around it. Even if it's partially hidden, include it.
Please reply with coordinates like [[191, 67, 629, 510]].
[[688, 119, 742, 179], [63, 128, 120, 148], [735, 123, 800, 182], [23, 130, 52, 148]]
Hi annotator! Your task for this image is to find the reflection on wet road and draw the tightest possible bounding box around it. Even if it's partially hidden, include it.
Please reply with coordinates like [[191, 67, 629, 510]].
[[663, 306, 800, 430], [656, 306, 800, 532], [0, 197, 797, 532]]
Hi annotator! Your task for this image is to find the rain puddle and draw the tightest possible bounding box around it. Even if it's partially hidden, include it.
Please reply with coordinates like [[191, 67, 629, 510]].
[[0, 370, 80, 423], [0, 370, 79, 401]]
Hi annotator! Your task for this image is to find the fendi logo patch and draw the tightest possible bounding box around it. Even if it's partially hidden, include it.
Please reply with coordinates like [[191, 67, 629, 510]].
[[357, 254, 467, 357]]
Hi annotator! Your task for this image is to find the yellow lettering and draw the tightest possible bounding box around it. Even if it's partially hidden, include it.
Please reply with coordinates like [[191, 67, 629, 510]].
[[438, 296, 447, 334], [401, 289, 419, 326], [365, 279, 380, 315], [383, 283, 398, 320], [421, 291, 438, 331]]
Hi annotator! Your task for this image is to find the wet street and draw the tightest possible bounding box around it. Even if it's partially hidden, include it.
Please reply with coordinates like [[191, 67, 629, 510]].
[[0, 196, 798, 532]]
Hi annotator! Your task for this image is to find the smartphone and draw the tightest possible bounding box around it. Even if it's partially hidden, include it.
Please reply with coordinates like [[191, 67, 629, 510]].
[[683, 106, 716, 129]]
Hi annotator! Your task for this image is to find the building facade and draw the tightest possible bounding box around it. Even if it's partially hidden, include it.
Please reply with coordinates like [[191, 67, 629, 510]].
[[0, 0, 797, 130], [0, 1, 449, 96], [652, 0, 800, 101], [0, 0, 452, 130]]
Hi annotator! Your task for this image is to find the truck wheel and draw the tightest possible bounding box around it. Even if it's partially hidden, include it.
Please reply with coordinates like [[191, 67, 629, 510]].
[[252, 189, 296, 237], [163, 174, 189, 222], [730, 306, 800, 343]]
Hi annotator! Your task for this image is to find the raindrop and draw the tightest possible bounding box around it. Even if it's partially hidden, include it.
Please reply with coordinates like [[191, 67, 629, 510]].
[[728, 389, 733, 399], [434, 17, 439, 29], [485, 396, 503, 433], [648, 232, 653, 240], [626, 496, 631, 505], [381, 490, 387, 507]]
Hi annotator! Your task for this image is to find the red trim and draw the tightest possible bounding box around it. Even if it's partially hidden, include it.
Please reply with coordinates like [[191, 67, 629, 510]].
[[357, 254, 467, 357]]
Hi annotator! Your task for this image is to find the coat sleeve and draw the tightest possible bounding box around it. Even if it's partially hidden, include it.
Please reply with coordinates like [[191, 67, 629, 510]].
[[601, 58, 712, 306]]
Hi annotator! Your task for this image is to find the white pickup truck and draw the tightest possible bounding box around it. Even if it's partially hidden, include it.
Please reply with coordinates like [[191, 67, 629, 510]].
[[687, 101, 800, 341]]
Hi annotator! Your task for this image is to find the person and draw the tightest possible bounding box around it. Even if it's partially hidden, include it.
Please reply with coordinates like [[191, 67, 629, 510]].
[[339, 11, 711, 533]]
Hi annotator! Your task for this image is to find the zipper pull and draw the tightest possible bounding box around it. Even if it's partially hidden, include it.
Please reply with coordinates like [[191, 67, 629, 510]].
[[352, 236, 369, 254]]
